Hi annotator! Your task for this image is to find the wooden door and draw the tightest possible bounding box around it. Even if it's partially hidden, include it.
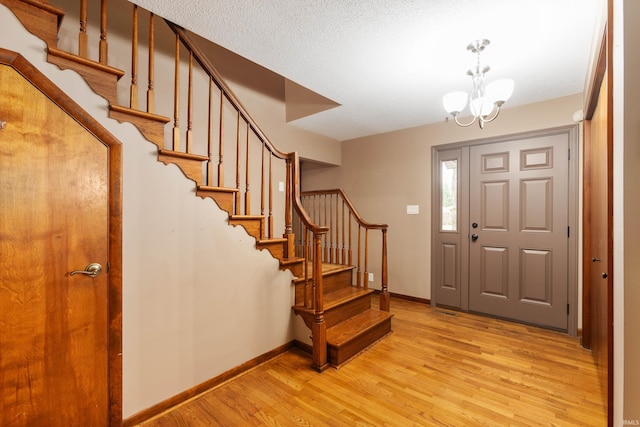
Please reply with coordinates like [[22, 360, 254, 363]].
[[468, 135, 569, 330], [0, 57, 117, 426], [585, 67, 612, 420]]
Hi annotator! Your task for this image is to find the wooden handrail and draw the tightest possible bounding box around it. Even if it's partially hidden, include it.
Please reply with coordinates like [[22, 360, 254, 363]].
[[298, 188, 390, 313]]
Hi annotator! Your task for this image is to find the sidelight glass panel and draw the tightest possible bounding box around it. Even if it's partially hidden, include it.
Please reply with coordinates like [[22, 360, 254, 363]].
[[441, 159, 458, 231]]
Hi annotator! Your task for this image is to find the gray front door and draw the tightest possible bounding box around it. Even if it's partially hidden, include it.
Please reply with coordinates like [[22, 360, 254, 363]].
[[468, 135, 569, 330]]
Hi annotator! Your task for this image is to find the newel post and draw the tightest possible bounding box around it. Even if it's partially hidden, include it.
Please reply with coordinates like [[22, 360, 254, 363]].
[[283, 156, 295, 258], [379, 228, 390, 312], [311, 231, 328, 371]]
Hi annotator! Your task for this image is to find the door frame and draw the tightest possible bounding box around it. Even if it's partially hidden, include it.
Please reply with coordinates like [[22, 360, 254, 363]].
[[431, 125, 580, 336], [0, 49, 123, 425], [581, 18, 613, 424]]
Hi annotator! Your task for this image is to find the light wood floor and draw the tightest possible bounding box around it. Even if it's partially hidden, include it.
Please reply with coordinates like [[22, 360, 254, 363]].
[[138, 297, 606, 426]]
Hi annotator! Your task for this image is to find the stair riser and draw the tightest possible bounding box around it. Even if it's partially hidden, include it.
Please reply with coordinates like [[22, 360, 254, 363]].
[[328, 318, 392, 366], [320, 269, 353, 294], [323, 294, 371, 328]]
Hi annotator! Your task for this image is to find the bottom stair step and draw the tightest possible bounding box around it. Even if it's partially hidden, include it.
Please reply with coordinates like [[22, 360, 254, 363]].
[[326, 308, 394, 367]]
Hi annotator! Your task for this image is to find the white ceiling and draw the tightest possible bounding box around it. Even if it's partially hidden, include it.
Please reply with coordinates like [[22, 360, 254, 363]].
[[129, 0, 603, 141]]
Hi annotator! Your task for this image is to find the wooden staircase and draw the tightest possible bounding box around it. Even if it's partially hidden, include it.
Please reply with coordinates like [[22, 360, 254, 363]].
[[293, 263, 393, 366], [1, 0, 391, 371]]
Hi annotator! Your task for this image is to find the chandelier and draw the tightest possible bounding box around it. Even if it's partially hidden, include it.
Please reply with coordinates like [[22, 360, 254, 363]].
[[442, 39, 514, 129]]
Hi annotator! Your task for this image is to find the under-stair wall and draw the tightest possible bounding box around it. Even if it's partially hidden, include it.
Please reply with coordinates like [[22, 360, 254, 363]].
[[0, 3, 306, 419]]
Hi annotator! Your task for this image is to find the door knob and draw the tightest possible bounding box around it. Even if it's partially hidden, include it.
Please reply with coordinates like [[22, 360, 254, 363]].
[[592, 257, 600, 262], [471, 233, 479, 242], [602, 272, 608, 279], [70, 263, 103, 278]]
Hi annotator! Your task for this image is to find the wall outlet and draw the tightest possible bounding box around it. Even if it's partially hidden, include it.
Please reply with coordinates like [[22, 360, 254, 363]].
[[368, 273, 374, 282]]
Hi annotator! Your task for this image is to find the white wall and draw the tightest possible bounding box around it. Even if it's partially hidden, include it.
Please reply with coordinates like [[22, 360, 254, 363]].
[[0, 4, 297, 418]]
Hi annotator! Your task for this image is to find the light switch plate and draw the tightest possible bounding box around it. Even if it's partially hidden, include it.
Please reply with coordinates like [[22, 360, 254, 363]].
[[278, 181, 285, 192], [406, 205, 419, 215]]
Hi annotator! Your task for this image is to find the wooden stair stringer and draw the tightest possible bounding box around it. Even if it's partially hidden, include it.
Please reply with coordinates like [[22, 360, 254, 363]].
[[196, 186, 237, 216], [157, 149, 208, 185], [109, 104, 170, 149], [47, 46, 125, 105], [228, 215, 264, 240], [0, 0, 64, 49]]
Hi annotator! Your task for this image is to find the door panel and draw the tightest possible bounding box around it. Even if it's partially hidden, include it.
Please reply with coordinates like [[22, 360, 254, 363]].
[[0, 64, 109, 426], [469, 135, 569, 330]]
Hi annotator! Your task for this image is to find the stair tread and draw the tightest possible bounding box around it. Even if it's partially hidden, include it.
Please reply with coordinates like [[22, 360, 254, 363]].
[[110, 104, 171, 123], [293, 286, 372, 314], [256, 237, 287, 245], [197, 185, 239, 194], [158, 149, 209, 161], [327, 308, 393, 346], [293, 262, 355, 281], [47, 46, 125, 77], [229, 215, 264, 221]]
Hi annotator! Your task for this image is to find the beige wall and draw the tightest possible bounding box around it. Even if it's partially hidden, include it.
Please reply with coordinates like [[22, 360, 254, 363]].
[[302, 95, 583, 300], [0, 3, 302, 418]]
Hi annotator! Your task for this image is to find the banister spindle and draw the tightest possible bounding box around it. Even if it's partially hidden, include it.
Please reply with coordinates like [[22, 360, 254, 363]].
[[186, 50, 194, 154], [206, 79, 214, 185], [99, 0, 108, 64], [341, 198, 346, 264], [364, 229, 369, 290], [235, 116, 241, 209], [218, 93, 224, 188], [268, 154, 273, 238], [356, 225, 362, 288], [147, 13, 155, 113], [78, 0, 88, 58], [244, 131, 251, 215], [130, 5, 139, 110], [260, 144, 265, 219], [348, 211, 353, 266], [171, 33, 180, 151], [324, 195, 329, 261], [380, 228, 390, 311]]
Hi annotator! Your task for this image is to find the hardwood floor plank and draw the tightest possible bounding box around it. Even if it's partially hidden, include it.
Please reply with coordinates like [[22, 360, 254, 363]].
[[137, 297, 605, 426]]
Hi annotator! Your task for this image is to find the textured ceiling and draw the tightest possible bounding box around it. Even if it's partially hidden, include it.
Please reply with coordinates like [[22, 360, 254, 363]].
[[129, 0, 603, 141]]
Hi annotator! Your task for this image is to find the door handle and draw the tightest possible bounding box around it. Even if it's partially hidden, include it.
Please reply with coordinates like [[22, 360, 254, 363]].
[[471, 233, 479, 242], [592, 257, 600, 262], [70, 263, 103, 278]]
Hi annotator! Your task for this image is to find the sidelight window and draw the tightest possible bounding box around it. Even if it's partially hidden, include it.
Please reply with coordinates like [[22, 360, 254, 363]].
[[441, 160, 458, 231]]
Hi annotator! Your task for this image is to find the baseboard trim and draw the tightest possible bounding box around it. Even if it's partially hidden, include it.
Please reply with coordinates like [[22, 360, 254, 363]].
[[122, 341, 295, 426], [388, 292, 430, 305]]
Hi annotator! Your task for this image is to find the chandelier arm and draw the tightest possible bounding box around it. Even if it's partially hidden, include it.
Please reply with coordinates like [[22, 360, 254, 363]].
[[453, 114, 477, 128], [481, 103, 502, 124]]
